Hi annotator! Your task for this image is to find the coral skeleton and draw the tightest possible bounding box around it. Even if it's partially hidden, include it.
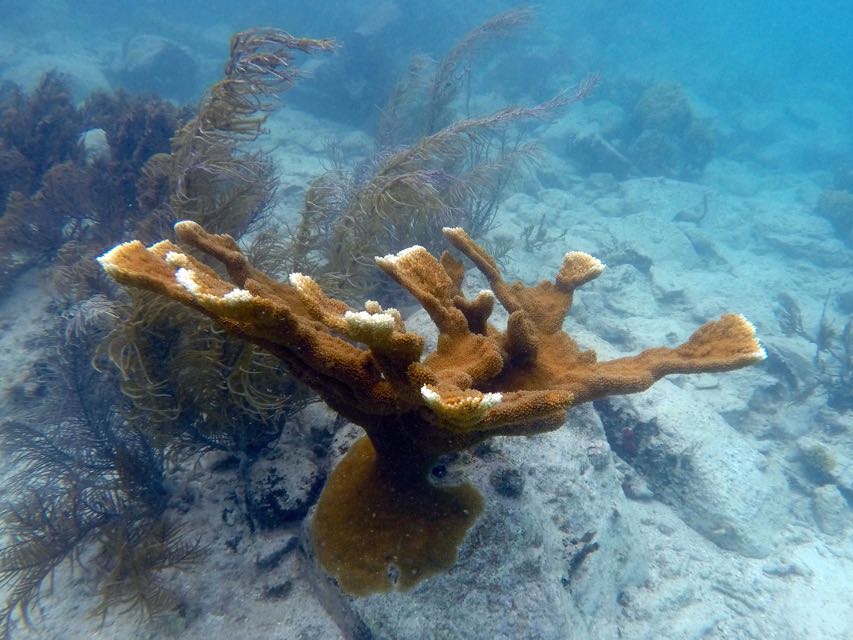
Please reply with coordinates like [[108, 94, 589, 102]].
[[97, 220, 765, 594]]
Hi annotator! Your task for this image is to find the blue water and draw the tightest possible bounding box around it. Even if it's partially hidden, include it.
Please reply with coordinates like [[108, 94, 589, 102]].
[[4, 0, 850, 167], [1, 1, 851, 639], [7, 1, 853, 92]]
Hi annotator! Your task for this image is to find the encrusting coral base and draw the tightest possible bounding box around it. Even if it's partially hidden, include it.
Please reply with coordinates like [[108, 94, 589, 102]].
[[97, 221, 765, 594], [311, 436, 485, 595]]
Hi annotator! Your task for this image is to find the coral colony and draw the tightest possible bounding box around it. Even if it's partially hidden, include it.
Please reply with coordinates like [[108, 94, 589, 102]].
[[97, 219, 765, 594]]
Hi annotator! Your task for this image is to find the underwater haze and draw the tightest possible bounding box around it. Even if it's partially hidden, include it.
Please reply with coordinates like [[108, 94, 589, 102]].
[[0, 1, 851, 639]]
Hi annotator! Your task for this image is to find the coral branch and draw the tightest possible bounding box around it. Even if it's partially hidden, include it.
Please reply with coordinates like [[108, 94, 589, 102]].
[[97, 221, 764, 594]]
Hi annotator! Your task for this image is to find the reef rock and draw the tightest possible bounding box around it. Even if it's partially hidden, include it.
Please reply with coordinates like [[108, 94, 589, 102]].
[[812, 484, 851, 536], [246, 450, 325, 528], [346, 404, 646, 640], [599, 381, 787, 558]]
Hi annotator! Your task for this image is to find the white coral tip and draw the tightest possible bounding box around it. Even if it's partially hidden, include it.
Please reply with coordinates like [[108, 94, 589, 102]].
[[222, 288, 254, 304], [165, 251, 190, 268], [376, 245, 425, 265], [420, 385, 441, 404], [364, 300, 382, 314], [288, 272, 312, 289], [175, 267, 199, 294], [345, 310, 396, 332], [735, 314, 766, 361], [479, 391, 503, 408], [566, 251, 605, 274], [174, 220, 201, 233], [96, 241, 137, 266]]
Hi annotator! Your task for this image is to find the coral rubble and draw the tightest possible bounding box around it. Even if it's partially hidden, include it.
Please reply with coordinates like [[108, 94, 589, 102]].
[[98, 219, 765, 594]]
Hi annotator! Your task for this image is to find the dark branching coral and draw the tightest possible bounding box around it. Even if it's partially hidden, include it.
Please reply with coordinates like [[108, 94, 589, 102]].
[[0, 72, 81, 196], [48, 43, 318, 302], [0, 74, 189, 301], [0, 30, 329, 302], [0, 73, 81, 291], [521, 212, 569, 252]]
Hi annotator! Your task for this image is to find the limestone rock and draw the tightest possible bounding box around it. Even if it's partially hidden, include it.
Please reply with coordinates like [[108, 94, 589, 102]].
[[344, 404, 647, 639], [599, 381, 787, 557], [812, 485, 851, 536]]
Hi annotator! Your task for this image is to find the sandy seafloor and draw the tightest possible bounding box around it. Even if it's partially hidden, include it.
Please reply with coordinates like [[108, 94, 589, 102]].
[[1, 6, 852, 640]]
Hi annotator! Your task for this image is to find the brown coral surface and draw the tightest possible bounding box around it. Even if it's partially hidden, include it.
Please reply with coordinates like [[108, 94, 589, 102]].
[[98, 221, 765, 594]]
